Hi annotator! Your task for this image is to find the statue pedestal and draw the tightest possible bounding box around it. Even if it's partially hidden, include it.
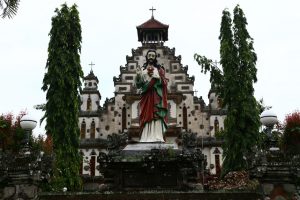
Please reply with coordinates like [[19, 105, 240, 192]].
[[98, 142, 205, 191], [122, 143, 178, 156], [123, 142, 178, 150]]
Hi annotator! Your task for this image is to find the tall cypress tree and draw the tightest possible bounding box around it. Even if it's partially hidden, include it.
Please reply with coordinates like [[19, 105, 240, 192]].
[[42, 3, 83, 191], [194, 5, 260, 175]]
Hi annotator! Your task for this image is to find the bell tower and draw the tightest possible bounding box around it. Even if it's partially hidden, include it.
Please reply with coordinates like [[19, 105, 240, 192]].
[[136, 7, 169, 46], [81, 68, 101, 112], [79, 63, 101, 140]]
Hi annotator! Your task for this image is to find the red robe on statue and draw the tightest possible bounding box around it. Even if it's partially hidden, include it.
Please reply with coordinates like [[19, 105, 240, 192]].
[[138, 67, 168, 135]]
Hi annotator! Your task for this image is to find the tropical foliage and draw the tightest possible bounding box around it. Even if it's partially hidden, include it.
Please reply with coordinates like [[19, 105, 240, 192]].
[[0, 111, 52, 155], [0, 111, 26, 152], [194, 5, 260, 175], [0, 0, 19, 18], [282, 111, 300, 154], [42, 3, 83, 191]]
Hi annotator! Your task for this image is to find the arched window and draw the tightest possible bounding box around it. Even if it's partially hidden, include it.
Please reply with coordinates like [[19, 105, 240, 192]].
[[87, 95, 92, 111], [122, 107, 127, 131], [213, 148, 221, 176], [79, 151, 83, 175], [215, 154, 221, 176], [217, 97, 223, 108], [168, 102, 171, 119], [89, 156, 96, 177], [80, 120, 86, 139], [214, 117, 219, 133], [90, 120, 95, 139], [183, 106, 188, 131]]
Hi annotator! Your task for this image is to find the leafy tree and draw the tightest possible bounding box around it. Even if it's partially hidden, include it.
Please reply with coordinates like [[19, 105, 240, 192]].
[[282, 111, 300, 154], [42, 3, 83, 191], [194, 5, 260, 175], [0, 111, 26, 152], [0, 0, 19, 18], [0, 111, 53, 155]]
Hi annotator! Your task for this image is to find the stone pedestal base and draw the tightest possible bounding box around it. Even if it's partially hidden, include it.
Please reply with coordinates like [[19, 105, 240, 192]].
[[98, 143, 205, 191]]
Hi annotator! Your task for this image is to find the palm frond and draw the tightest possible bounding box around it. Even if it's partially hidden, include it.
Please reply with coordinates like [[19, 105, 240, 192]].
[[1, 0, 20, 19]]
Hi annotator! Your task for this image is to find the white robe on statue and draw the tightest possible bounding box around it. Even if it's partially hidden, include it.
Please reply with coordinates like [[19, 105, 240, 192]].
[[139, 119, 166, 143]]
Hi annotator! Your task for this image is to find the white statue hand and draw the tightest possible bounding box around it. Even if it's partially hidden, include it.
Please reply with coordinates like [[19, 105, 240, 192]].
[[136, 65, 142, 75]]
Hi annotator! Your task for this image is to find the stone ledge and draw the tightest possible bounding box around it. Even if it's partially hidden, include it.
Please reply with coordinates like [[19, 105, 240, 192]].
[[38, 190, 263, 200]]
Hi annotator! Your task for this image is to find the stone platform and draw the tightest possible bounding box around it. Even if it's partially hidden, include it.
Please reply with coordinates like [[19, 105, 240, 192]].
[[39, 190, 263, 200], [98, 142, 205, 191]]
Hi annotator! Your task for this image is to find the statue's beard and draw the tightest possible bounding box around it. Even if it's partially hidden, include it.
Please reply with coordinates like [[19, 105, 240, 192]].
[[148, 59, 155, 65]]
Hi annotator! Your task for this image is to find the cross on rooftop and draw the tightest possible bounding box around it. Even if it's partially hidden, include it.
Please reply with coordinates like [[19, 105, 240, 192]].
[[213, 60, 220, 67], [149, 6, 156, 18], [194, 90, 198, 96], [89, 62, 95, 71]]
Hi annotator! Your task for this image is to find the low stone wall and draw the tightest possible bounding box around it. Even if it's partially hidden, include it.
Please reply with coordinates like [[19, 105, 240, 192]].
[[38, 190, 263, 200]]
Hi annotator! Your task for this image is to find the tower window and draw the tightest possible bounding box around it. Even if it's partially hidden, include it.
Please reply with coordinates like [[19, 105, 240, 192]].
[[125, 76, 133, 80], [214, 117, 219, 133], [175, 76, 183, 80], [80, 120, 86, 139], [90, 120, 96, 139], [183, 106, 188, 130], [122, 107, 127, 131], [217, 97, 223, 108], [215, 154, 221, 176], [88, 82, 92, 87], [87, 95, 92, 111], [119, 87, 127, 91], [168, 103, 171, 119], [89, 156, 96, 177], [79, 151, 83, 175]]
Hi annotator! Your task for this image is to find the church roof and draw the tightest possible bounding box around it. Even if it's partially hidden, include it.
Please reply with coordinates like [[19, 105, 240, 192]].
[[137, 17, 169, 29], [84, 70, 99, 83]]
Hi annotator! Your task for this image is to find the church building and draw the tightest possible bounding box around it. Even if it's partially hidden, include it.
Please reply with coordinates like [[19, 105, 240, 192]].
[[78, 13, 226, 177]]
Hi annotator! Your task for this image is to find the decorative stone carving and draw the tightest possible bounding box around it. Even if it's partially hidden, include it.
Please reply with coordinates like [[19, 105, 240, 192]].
[[182, 131, 197, 150], [0, 149, 53, 199], [119, 65, 126, 72], [107, 133, 128, 154]]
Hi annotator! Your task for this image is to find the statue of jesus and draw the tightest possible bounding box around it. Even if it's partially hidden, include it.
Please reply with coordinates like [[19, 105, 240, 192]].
[[135, 49, 168, 143]]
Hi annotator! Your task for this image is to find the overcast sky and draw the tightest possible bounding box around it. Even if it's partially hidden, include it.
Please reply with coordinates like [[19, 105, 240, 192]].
[[1, 0, 299, 136]]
